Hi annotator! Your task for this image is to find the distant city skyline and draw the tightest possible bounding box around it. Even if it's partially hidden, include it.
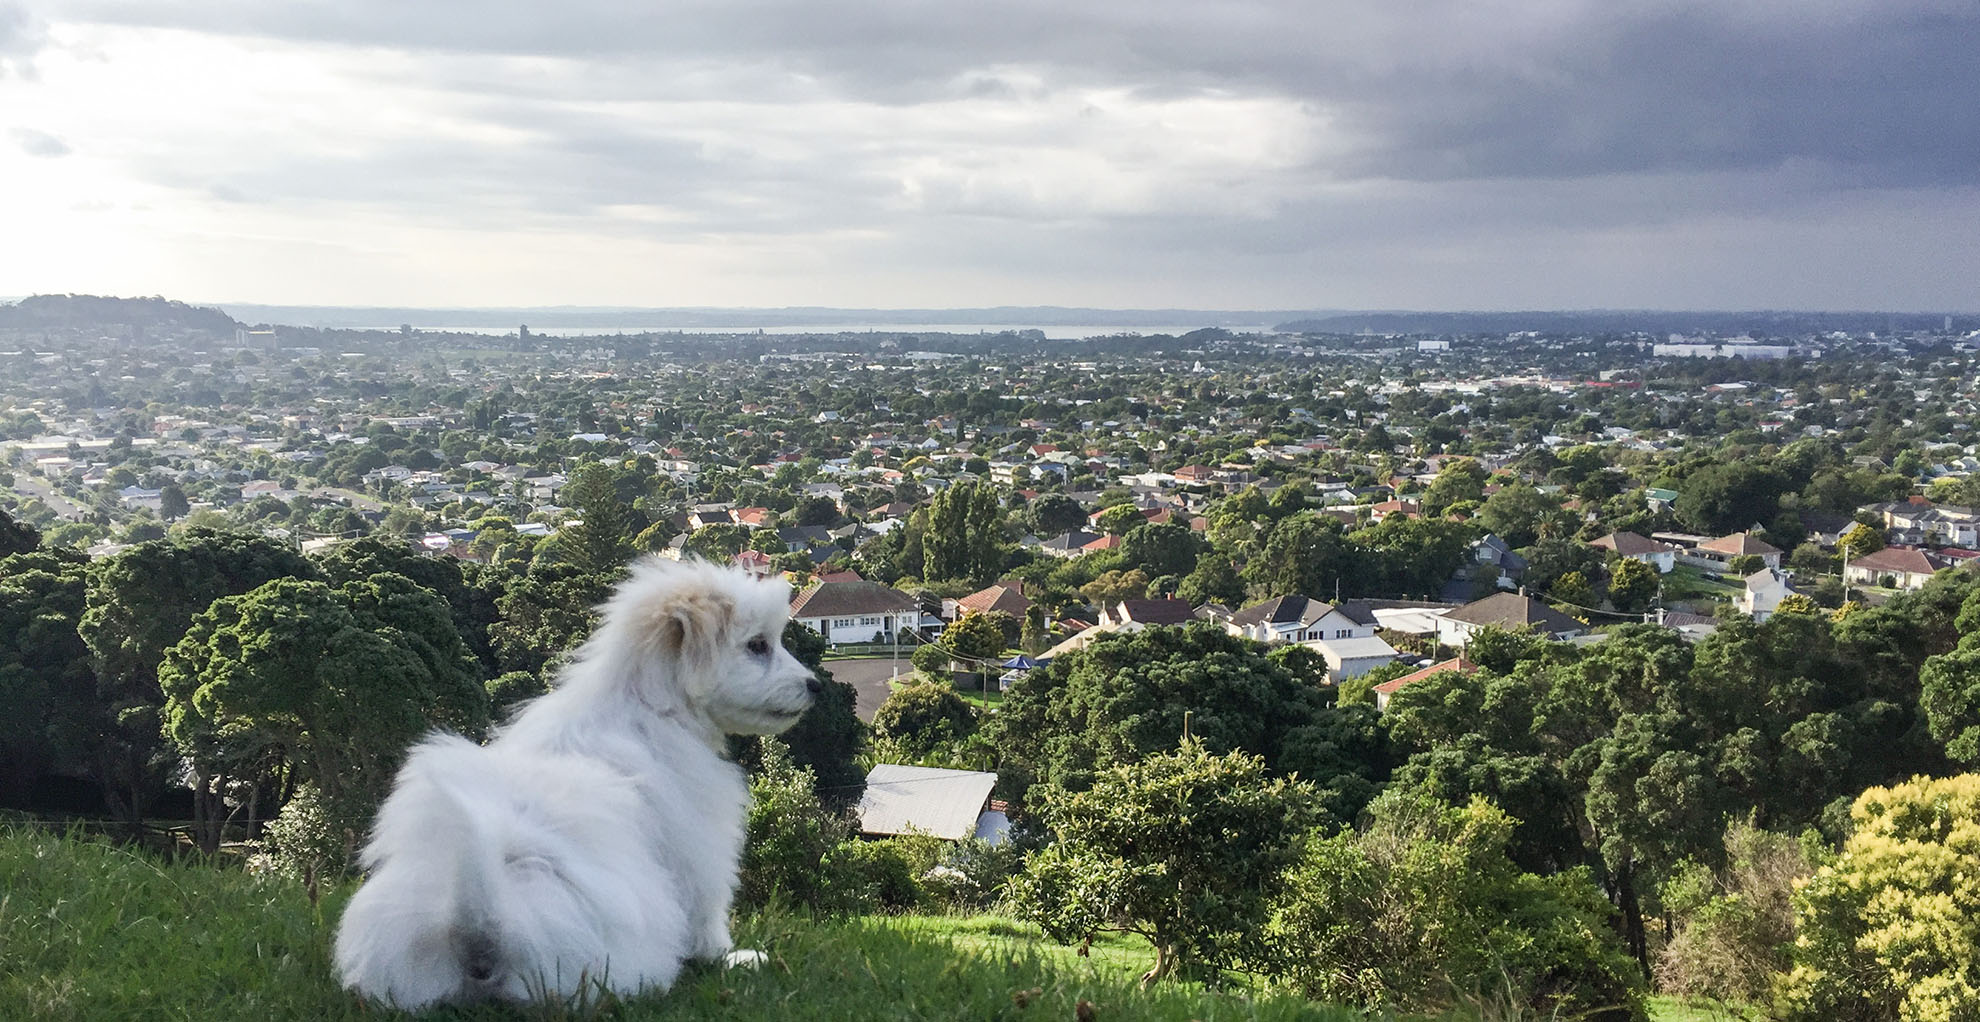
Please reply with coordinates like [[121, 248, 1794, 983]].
[[2, 1, 1975, 311]]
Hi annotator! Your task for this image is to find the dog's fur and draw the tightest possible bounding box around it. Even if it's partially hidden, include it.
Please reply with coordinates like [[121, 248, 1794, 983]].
[[333, 558, 819, 1009]]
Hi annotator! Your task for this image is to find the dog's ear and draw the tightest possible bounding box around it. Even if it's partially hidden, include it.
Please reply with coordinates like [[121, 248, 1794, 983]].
[[646, 587, 738, 664]]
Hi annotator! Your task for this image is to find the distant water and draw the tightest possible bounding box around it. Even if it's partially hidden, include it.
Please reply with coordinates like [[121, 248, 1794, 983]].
[[363, 322, 1271, 339]]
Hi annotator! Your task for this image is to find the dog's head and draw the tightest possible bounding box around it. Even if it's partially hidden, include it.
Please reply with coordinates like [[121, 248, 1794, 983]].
[[601, 557, 820, 735]]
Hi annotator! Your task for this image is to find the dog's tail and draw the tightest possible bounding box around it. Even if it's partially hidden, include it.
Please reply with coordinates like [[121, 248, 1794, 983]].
[[424, 779, 510, 995]]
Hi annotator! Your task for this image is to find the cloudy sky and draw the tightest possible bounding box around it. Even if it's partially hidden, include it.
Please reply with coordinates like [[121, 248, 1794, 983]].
[[2, 0, 1975, 311]]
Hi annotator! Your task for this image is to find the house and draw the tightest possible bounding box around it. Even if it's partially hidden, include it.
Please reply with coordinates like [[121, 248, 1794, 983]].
[[1038, 530, 1102, 558], [1096, 599, 1196, 630], [1220, 594, 1398, 681], [945, 582, 1030, 623], [789, 580, 921, 645], [1690, 532, 1783, 571], [1590, 531, 1679, 573], [1739, 567, 1797, 622], [733, 549, 779, 578], [1434, 593, 1587, 648], [1844, 547, 1945, 591], [1373, 656, 1480, 712], [857, 764, 1007, 844]]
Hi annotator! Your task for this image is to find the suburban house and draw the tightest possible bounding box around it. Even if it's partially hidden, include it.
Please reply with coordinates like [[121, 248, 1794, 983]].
[[1844, 547, 1945, 591], [1373, 655, 1480, 712], [1038, 530, 1102, 558], [1687, 532, 1783, 572], [1590, 531, 1679, 573], [856, 764, 1007, 844], [944, 581, 1030, 622], [1096, 598, 1197, 630], [1434, 592, 1588, 648], [1221, 594, 1398, 682], [789, 579, 921, 644], [1739, 567, 1797, 622]]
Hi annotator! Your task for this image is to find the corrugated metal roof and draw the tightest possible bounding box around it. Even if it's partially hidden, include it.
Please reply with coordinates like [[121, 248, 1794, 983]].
[[857, 764, 998, 841]]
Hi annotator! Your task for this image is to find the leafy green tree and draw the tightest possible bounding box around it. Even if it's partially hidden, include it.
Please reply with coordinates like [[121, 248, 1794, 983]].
[[0, 508, 38, 557], [1553, 569, 1596, 611], [157, 574, 488, 856], [1011, 741, 1318, 985], [1675, 463, 1788, 535], [485, 561, 619, 676], [1779, 774, 1980, 1022], [873, 680, 978, 759], [1838, 521, 1886, 561], [1079, 568, 1149, 607], [1606, 557, 1660, 614], [1241, 513, 1364, 602], [919, 480, 1007, 584], [1522, 536, 1606, 595], [1026, 493, 1086, 536], [942, 611, 1008, 693], [316, 536, 495, 670], [1094, 504, 1145, 536], [1176, 551, 1243, 606], [0, 551, 92, 806], [1421, 458, 1488, 515], [1478, 482, 1565, 548], [1119, 522, 1203, 579], [78, 528, 317, 830], [1655, 818, 1819, 1004], [555, 461, 635, 573], [1267, 789, 1643, 1021], [988, 624, 1332, 802], [1019, 605, 1049, 655]]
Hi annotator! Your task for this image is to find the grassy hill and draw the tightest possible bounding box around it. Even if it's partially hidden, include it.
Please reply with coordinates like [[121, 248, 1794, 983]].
[[0, 824, 1361, 1021]]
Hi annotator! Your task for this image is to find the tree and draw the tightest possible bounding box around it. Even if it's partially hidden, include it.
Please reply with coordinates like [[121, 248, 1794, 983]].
[[1266, 789, 1643, 1020], [0, 551, 92, 806], [1011, 741, 1318, 985], [1607, 557, 1660, 614], [1094, 504, 1145, 536], [157, 575, 488, 855], [1478, 482, 1564, 548], [942, 611, 1007, 693], [1655, 819, 1819, 1004], [1019, 605, 1049, 655], [1553, 570, 1596, 611], [1176, 552, 1243, 606], [682, 522, 749, 561], [918, 480, 1007, 584], [1421, 458, 1488, 516], [1675, 463, 1787, 535], [1026, 493, 1086, 536], [987, 624, 1332, 801], [78, 528, 317, 831], [0, 508, 38, 557], [158, 483, 190, 520], [873, 680, 978, 758], [1119, 522, 1202, 579], [1838, 521, 1886, 561], [1241, 513, 1363, 602], [1079, 568, 1149, 607], [556, 461, 635, 573], [1778, 774, 1980, 1022]]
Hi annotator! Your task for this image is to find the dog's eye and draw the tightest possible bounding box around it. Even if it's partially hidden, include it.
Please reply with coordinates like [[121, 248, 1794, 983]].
[[747, 636, 772, 657]]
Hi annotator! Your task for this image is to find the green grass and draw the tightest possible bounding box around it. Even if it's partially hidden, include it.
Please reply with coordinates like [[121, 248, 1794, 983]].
[[1, 824, 1359, 1021], [1646, 995, 1762, 1022]]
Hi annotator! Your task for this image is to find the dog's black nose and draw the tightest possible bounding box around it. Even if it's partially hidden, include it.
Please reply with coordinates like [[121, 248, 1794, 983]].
[[805, 676, 823, 695]]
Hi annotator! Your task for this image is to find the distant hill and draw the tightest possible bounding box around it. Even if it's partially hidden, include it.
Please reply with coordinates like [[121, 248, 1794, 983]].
[[217, 303, 1326, 331], [0, 294, 240, 334], [1274, 309, 1967, 336]]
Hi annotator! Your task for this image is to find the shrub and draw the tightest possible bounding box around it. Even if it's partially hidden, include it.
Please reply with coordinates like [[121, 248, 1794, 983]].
[[872, 680, 978, 758], [921, 838, 1026, 911], [1777, 774, 1980, 1022], [252, 783, 364, 883], [823, 839, 924, 912], [1655, 818, 1821, 1003], [1265, 789, 1644, 1021], [736, 741, 854, 913]]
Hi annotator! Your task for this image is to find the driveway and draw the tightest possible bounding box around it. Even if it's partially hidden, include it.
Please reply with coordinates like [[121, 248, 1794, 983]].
[[824, 655, 914, 721]]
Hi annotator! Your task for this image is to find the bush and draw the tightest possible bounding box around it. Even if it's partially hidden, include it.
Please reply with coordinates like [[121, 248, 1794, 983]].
[[823, 839, 924, 912], [252, 783, 364, 883], [1655, 818, 1821, 1003], [921, 838, 1026, 911], [1265, 789, 1644, 1021], [1777, 774, 1980, 1022], [872, 680, 978, 758], [736, 741, 855, 913]]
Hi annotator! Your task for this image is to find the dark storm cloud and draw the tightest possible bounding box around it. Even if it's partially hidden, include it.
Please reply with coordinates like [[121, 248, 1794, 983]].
[[57, 0, 1980, 189]]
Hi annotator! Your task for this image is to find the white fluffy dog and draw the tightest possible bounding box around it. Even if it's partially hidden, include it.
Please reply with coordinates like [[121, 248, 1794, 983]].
[[333, 558, 820, 1009]]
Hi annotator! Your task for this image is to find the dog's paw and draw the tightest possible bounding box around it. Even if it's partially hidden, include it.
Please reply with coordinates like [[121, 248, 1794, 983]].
[[721, 949, 768, 970]]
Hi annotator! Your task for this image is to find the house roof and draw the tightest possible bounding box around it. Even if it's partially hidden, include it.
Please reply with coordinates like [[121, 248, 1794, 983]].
[[957, 583, 1030, 618], [1230, 594, 1329, 628], [1373, 655, 1478, 696], [857, 764, 998, 841], [1313, 634, 1398, 660], [789, 580, 918, 618], [1848, 547, 1941, 576], [1114, 599, 1196, 625], [1443, 592, 1586, 635], [1591, 531, 1678, 556], [1041, 530, 1101, 551], [1699, 532, 1782, 557]]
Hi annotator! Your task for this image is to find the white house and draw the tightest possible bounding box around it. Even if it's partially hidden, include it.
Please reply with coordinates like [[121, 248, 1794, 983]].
[[1590, 531, 1679, 574], [1222, 594, 1398, 681], [789, 579, 921, 645], [1844, 548, 1945, 591], [1435, 593, 1587, 648], [1739, 567, 1797, 622]]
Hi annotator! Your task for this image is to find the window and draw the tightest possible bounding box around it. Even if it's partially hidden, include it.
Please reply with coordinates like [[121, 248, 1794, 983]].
[[834, 618, 854, 629], [1335, 629, 1352, 639]]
